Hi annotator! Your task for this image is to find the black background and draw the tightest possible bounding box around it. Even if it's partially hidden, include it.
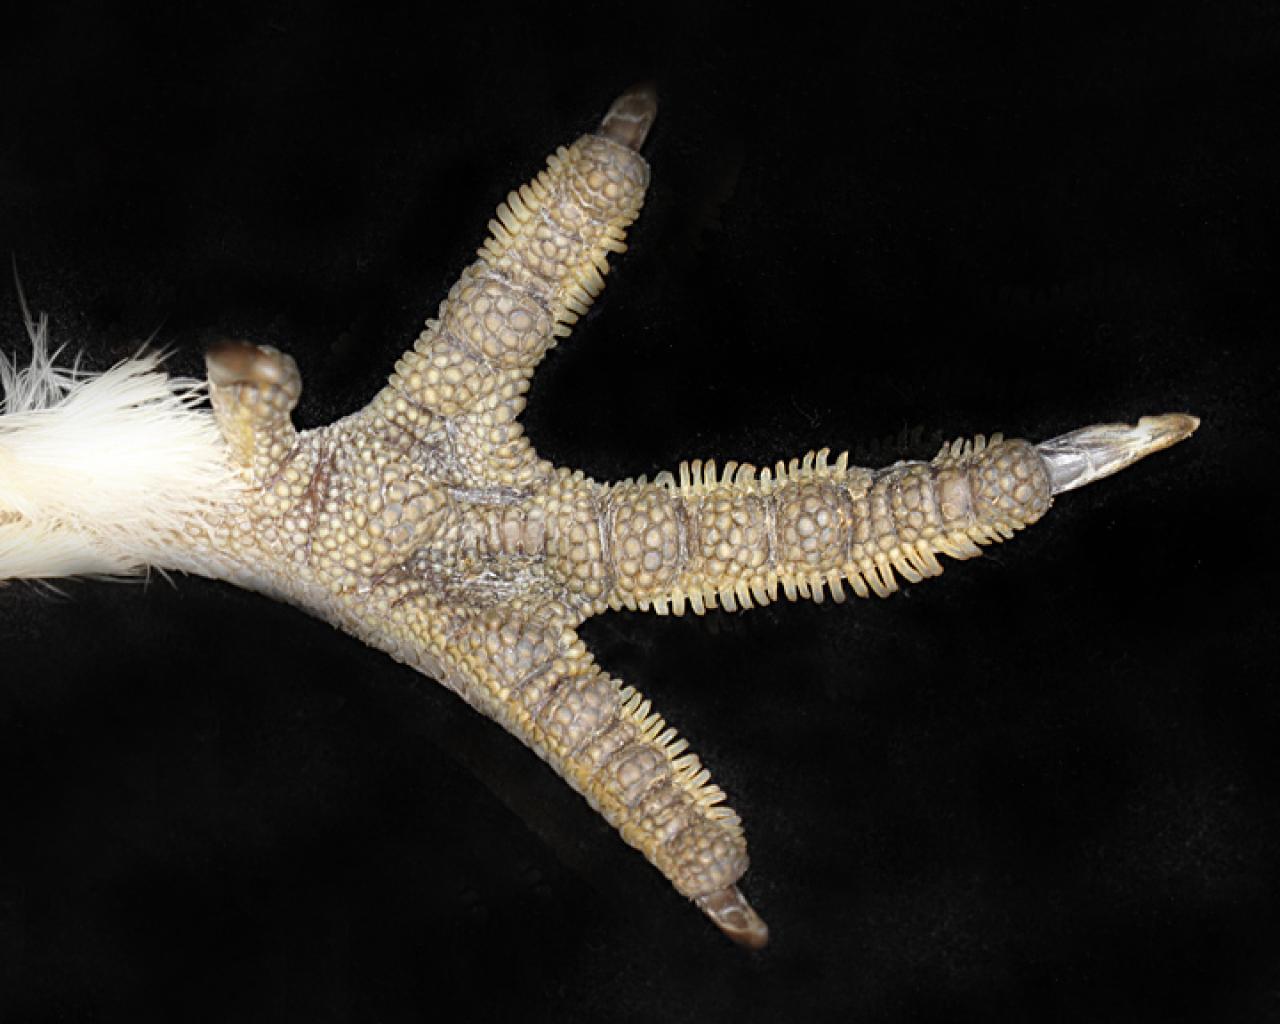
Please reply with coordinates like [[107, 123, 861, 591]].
[[1, 2, 1278, 1021]]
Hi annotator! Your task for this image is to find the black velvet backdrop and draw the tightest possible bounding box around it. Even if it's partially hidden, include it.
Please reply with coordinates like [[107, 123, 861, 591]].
[[1, 3, 1278, 1021]]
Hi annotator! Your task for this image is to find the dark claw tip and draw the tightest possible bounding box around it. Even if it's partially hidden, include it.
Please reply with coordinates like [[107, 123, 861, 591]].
[[695, 884, 770, 950], [205, 339, 287, 388], [600, 82, 659, 151]]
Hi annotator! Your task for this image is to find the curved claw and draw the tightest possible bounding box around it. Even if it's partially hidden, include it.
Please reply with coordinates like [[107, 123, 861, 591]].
[[205, 339, 299, 392], [695, 884, 770, 949], [600, 82, 658, 151], [1036, 413, 1199, 495]]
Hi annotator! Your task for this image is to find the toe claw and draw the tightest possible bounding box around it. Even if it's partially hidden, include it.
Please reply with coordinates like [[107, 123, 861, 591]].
[[600, 83, 658, 151], [695, 885, 769, 949], [1036, 412, 1199, 495], [206, 340, 296, 391]]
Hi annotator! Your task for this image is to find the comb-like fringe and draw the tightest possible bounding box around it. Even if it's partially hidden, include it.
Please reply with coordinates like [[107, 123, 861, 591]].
[[1, 293, 239, 580], [478, 139, 644, 345], [607, 434, 1040, 616], [614, 679, 744, 835]]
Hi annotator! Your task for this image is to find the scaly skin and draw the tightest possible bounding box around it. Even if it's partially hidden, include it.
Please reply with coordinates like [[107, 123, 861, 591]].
[[157, 87, 1196, 948]]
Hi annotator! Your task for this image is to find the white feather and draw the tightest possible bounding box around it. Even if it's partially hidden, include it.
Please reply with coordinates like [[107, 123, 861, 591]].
[[1, 290, 239, 580]]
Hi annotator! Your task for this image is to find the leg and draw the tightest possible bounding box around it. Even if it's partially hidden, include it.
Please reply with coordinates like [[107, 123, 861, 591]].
[[417, 602, 769, 948], [368, 87, 654, 455], [600, 415, 1198, 615]]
